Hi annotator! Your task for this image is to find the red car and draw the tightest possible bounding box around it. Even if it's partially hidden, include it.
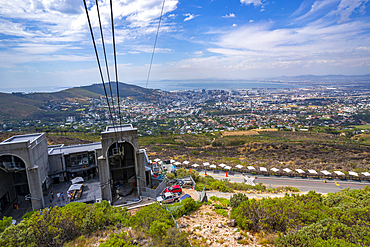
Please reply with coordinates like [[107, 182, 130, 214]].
[[164, 185, 182, 194]]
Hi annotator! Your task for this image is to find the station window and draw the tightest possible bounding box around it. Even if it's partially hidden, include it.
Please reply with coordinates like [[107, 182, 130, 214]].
[[66, 152, 96, 168]]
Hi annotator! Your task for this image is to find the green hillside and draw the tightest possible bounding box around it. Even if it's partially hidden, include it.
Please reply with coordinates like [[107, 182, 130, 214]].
[[0, 82, 161, 121], [79, 82, 160, 101], [0, 93, 42, 120]]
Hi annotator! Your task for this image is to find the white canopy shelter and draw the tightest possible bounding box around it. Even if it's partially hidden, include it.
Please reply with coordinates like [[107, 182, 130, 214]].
[[210, 164, 217, 168], [270, 168, 279, 172], [349, 171, 358, 176], [71, 177, 84, 184], [183, 161, 190, 165], [334, 171, 345, 176], [203, 162, 210, 166], [170, 159, 175, 163], [219, 164, 226, 168], [361, 172, 370, 176], [192, 164, 199, 167], [283, 168, 292, 173], [260, 167, 267, 172], [235, 164, 244, 169], [68, 183, 83, 192], [174, 162, 181, 165], [225, 166, 232, 170], [308, 169, 318, 174], [247, 166, 255, 170], [154, 158, 161, 162], [296, 169, 305, 174], [320, 170, 331, 175]]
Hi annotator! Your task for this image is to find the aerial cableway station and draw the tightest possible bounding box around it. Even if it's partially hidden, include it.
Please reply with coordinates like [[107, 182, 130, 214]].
[[0, 125, 158, 217]]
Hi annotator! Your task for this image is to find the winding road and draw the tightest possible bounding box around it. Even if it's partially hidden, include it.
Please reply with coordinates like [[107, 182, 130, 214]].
[[198, 169, 369, 193]]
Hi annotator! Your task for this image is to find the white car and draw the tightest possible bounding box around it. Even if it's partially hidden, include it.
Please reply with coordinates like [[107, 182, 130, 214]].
[[156, 192, 180, 204]]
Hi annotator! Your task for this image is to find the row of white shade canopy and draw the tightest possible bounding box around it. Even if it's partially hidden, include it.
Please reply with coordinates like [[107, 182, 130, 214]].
[[153, 158, 368, 177]]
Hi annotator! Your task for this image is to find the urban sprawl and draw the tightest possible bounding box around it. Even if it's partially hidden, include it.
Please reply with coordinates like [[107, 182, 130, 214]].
[[2, 86, 370, 135]]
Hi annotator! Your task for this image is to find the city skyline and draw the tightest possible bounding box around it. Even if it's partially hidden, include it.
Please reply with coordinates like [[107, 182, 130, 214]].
[[0, 0, 369, 92]]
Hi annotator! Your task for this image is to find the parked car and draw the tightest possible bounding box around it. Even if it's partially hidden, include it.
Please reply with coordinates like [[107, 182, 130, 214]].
[[167, 179, 184, 186], [178, 194, 191, 202], [156, 192, 180, 204], [164, 184, 182, 194]]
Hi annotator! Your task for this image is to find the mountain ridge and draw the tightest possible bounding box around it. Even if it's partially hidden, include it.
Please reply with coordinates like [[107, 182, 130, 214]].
[[0, 82, 161, 121]]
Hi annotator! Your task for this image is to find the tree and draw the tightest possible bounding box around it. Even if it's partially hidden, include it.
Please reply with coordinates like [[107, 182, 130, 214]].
[[230, 193, 248, 208], [153, 228, 191, 247], [0, 216, 12, 233]]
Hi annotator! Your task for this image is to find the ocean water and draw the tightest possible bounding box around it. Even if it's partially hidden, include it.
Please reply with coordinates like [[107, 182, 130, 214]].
[[1, 80, 304, 93], [139, 80, 305, 91]]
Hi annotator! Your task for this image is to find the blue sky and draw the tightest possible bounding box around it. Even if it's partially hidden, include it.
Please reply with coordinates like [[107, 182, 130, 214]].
[[0, 0, 369, 92]]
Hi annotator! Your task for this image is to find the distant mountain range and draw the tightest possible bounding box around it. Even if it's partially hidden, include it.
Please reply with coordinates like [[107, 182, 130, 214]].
[[0, 82, 161, 121], [268, 74, 370, 84]]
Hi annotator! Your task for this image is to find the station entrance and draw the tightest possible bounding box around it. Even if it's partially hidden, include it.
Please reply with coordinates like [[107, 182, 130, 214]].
[[107, 142, 138, 203], [0, 155, 31, 215]]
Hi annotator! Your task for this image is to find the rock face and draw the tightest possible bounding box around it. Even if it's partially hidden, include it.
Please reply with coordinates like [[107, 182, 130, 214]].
[[179, 223, 188, 228], [227, 219, 237, 227], [217, 223, 226, 228], [234, 234, 243, 240]]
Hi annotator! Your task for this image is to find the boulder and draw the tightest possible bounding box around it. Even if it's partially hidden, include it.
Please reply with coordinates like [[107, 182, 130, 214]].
[[193, 224, 201, 229], [227, 219, 237, 227], [179, 223, 188, 228], [234, 234, 243, 240]]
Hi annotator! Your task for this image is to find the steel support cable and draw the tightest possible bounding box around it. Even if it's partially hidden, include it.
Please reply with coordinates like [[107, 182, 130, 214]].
[[110, 0, 122, 128], [145, 0, 166, 89], [95, 0, 117, 128], [143, 0, 166, 131], [110, 0, 123, 141], [83, 0, 117, 135]]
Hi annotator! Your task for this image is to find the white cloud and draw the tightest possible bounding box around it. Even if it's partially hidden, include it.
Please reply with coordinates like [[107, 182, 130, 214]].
[[13, 44, 72, 54], [183, 13, 199, 22], [200, 2, 370, 78], [0, 0, 179, 60], [240, 0, 264, 6], [295, 0, 340, 21], [249, 20, 254, 22], [232, 24, 237, 27], [130, 45, 172, 53], [223, 13, 235, 18], [334, 0, 369, 23]]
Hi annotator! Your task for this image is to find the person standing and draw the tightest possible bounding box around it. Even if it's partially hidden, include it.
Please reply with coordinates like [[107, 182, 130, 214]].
[[67, 192, 71, 203], [51, 190, 54, 199], [61, 192, 64, 201], [57, 192, 60, 202], [50, 198, 53, 207]]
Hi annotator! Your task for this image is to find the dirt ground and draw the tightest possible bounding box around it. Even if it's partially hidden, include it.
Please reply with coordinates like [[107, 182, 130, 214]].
[[221, 130, 260, 136], [177, 204, 264, 246], [182, 188, 200, 201]]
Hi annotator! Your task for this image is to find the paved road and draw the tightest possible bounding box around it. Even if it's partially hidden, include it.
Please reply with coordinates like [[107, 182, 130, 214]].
[[198, 170, 370, 193]]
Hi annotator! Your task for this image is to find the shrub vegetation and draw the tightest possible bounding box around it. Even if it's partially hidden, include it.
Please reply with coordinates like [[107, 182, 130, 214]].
[[230, 187, 370, 246], [0, 198, 196, 247]]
